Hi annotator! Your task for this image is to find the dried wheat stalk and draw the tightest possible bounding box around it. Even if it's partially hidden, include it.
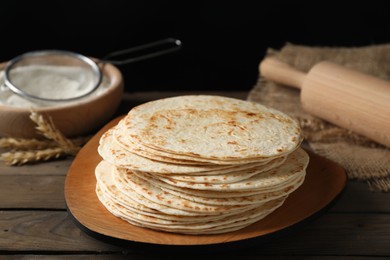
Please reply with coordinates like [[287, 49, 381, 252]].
[[29, 111, 80, 155], [0, 136, 91, 150], [0, 138, 57, 150], [1, 147, 66, 165], [0, 111, 92, 166]]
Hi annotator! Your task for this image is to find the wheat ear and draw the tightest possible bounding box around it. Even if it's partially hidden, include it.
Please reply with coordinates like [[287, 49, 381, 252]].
[[1, 147, 66, 165], [29, 111, 80, 155], [0, 138, 57, 150]]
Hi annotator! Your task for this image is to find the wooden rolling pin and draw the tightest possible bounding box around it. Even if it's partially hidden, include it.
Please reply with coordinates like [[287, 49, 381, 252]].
[[259, 57, 390, 147]]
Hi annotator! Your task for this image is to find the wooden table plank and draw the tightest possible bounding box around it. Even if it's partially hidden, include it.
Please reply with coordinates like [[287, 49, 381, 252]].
[[330, 181, 390, 213], [1, 211, 390, 256], [0, 176, 65, 209], [0, 159, 72, 176], [256, 213, 390, 256], [0, 212, 120, 252]]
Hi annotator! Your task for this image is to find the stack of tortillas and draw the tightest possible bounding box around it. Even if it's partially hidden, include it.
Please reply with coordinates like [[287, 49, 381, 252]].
[[96, 95, 309, 235]]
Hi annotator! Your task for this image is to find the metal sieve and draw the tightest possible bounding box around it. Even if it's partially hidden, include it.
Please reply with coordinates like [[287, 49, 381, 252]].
[[2, 38, 182, 103]]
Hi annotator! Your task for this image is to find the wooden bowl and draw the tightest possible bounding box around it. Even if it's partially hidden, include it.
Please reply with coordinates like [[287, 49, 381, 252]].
[[0, 61, 124, 138]]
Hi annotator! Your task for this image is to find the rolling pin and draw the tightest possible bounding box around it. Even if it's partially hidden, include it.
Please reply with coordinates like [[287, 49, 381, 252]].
[[259, 57, 390, 147]]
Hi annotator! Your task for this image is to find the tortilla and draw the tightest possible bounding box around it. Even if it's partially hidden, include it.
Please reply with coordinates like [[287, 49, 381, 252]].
[[98, 128, 278, 174], [118, 95, 302, 161], [136, 148, 308, 192], [94, 95, 309, 235]]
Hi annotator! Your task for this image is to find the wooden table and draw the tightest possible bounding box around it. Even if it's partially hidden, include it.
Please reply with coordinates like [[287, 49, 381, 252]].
[[1, 91, 389, 259]]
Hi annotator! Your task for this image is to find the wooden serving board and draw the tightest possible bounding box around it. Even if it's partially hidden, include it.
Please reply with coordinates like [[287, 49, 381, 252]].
[[65, 116, 347, 249]]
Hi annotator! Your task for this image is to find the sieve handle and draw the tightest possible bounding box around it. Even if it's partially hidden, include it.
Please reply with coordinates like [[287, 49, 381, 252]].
[[101, 38, 182, 66]]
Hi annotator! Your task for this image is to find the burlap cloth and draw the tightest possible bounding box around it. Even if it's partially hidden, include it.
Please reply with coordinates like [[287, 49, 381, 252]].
[[248, 43, 390, 192]]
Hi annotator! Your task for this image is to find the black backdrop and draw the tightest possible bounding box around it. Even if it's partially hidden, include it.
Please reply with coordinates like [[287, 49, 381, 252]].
[[1, 1, 389, 92]]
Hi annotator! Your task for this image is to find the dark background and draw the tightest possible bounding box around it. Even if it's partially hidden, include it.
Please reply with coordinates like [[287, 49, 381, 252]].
[[1, 1, 389, 92]]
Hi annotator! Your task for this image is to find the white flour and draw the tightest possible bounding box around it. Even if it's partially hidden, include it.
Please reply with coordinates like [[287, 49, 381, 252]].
[[0, 65, 110, 107]]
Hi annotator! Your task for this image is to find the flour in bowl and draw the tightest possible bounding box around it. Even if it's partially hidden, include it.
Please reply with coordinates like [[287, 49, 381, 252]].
[[0, 65, 110, 107]]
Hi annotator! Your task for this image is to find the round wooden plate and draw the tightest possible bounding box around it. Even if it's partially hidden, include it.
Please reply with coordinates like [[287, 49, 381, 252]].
[[65, 116, 347, 251]]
